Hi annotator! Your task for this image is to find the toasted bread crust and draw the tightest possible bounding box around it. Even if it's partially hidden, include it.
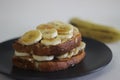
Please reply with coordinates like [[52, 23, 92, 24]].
[[12, 50, 85, 72], [13, 34, 81, 56]]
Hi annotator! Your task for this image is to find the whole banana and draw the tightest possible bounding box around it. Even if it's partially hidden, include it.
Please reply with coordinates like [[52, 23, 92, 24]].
[[70, 18, 120, 43]]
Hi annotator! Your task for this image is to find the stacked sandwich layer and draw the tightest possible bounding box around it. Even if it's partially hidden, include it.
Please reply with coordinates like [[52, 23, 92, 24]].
[[12, 21, 86, 72]]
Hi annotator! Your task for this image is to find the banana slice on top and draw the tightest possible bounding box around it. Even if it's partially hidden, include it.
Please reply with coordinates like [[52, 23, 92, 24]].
[[73, 26, 79, 33], [57, 24, 73, 34], [41, 37, 61, 46], [58, 33, 73, 39], [36, 24, 54, 32], [19, 30, 42, 45], [48, 21, 74, 34], [36, 24, 58, 39], [42, 29, 58, 39]]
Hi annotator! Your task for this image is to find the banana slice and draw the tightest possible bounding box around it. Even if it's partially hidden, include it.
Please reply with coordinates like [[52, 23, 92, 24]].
[[42, 29, 58, 39], [57, 24, 73, 34], [78, 42, 86, 50], [49, 21, 74, 34], [48, 21, 65, 27], [15, 51, 30, 56], [57, 53, 68, 59], [58, 33, 73, 39], [41, 37, 61, 46], [19, 30, 42, 45], [36, 24, 58, 39], [72, 48, 79, 56], [36, 24, 54, 32], [33, 55, 54, 61], [73, 26, 79, 35]]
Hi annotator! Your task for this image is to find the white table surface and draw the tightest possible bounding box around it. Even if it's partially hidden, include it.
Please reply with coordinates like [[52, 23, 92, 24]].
[[0, 0, 120, 80]]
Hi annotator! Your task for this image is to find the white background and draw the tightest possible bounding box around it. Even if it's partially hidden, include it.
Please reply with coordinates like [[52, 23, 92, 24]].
[[0, 0, 120, 80]]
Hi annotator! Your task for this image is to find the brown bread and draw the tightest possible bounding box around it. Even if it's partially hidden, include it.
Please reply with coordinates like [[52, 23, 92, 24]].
[[12, 50, 85, 72], [13, 34, 81, 56]]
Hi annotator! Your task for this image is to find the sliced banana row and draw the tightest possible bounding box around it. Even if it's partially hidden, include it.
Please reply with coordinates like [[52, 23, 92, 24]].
[[57, 42, 86, 59], [15, 42, 86, 61], [19, 21, 74, 46]]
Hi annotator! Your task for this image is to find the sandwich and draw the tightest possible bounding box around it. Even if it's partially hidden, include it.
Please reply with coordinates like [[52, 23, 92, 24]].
[[12, 21, 86, 72]]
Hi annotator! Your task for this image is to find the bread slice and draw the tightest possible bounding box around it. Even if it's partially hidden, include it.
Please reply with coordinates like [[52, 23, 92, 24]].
[[13, 34, 81, 56], [12, 50, 85, 72]]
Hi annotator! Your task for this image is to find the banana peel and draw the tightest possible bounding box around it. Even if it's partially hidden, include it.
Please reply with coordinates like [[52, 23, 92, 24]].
[[70, 18, 120, 43]]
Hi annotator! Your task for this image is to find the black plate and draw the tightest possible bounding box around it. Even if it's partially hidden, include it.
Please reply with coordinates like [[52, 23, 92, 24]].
[[0, 37, 112, 80]]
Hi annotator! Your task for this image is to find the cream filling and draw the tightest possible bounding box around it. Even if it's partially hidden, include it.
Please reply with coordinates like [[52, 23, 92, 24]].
[[15, 42, 86, 61]]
